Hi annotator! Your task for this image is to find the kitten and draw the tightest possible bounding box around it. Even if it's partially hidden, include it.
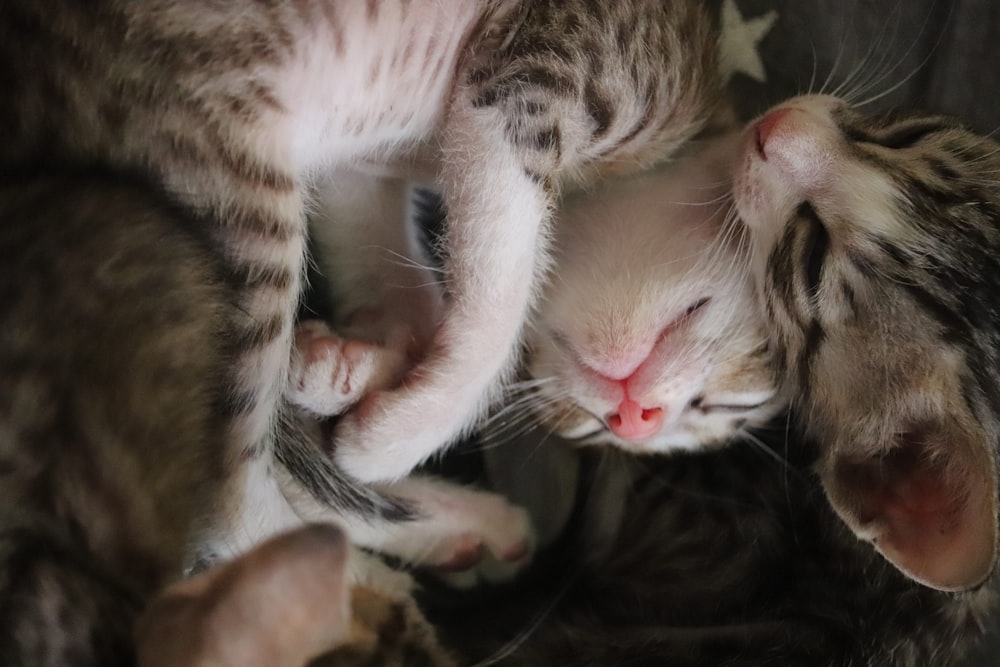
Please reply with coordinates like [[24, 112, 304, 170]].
[[0, 2, 721, 662], [522, 132, 780, 455], [0, 0, 719, 561], [424, 133, 993, 666], [292, 131, 779, 570], [0, 173, 240, 665], [733, 95, 1000, 593]]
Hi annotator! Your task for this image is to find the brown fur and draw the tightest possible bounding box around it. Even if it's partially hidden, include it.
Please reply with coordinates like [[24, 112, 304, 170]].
[[137, 525, 455, 667]]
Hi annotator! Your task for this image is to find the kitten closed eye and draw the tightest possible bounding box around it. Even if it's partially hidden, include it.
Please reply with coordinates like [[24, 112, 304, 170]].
[[523, 132, 780, 455], [735, 93, 1000, 593]]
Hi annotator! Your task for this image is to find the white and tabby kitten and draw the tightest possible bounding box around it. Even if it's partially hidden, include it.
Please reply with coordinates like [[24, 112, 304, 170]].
[[734, 95, 1000, 593], [0, 1, 720, 663], [299, 135, 781, 558]]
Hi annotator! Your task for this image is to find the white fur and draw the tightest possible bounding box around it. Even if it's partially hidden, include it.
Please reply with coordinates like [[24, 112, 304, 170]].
[[527, 133, 779, 453], [237, 3, 553, 483], [330, 90, 552, 481]]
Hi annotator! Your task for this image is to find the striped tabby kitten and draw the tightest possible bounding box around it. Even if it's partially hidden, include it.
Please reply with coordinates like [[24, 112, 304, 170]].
[[734, 95, 1000, 593], [0, 175, 239, 665], [0, 1, 719, 663]]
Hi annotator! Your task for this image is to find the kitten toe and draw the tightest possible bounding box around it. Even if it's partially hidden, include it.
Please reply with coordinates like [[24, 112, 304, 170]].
[[430, 551, 530, 590], [289, 320, 405, 417], [429, 534, 485, 572]]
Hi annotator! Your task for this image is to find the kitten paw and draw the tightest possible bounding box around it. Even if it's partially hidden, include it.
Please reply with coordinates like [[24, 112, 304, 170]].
[[370, 477, 536, 586], [430, 550, 532, 590], [289, 320, 406, 417]]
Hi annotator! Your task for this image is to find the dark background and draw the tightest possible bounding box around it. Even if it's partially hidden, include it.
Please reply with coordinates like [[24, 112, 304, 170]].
[[719, 0, 999, 133]]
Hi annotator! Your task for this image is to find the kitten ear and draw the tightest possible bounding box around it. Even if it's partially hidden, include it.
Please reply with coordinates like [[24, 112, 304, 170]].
[[136, 524, 353, 667], [823, 420, 998, 591]]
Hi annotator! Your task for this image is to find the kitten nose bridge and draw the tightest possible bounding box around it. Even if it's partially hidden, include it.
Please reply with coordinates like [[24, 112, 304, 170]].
[[754, 107, 792, 160], [749, 101, 835, 191]]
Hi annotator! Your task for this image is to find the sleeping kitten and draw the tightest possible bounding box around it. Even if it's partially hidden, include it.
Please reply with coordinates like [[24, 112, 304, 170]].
[[424, 133, 994, 666], [0, 2, 719, 662], [733, 95, 1000, 593], [291, 132, 779, 570], [522, 133, 779, 454], [470, 130, 776, 554]]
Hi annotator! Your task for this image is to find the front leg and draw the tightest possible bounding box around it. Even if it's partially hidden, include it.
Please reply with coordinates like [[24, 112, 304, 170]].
[[334, 94, 552, 482]]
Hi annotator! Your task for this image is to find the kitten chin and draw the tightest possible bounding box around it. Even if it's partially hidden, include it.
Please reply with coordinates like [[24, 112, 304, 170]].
[[734, 94, 1000, 592], [524, 133, 780, 455]]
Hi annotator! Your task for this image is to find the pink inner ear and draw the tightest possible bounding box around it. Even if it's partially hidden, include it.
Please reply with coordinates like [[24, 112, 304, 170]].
[[829, 433, 997, 592]]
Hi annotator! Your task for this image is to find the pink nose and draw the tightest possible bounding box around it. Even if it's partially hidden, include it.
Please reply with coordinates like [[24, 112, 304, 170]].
[[607, 398, 664, 441], [754, 107, 792, 160]]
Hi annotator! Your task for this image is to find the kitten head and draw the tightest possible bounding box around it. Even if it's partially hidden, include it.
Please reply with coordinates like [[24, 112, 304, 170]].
[[525, 135, 780, 454], [734, 94, 1000, 591]]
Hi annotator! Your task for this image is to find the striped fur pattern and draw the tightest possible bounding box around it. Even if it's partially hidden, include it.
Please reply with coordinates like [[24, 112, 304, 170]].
[[733, 95, 1000, 593], [0, 174, 237, 666], [0, 1, 718, 663], [431, 428, 994, 666]]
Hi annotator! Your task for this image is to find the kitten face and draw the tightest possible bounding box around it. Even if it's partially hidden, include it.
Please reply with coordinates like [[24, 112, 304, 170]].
[[526, 135, 779, 454], [734, 95, 1000, 591]]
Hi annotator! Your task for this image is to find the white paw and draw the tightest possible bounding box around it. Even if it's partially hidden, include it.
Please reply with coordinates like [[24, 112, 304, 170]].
[[289, 320, 406, 417], [368, 477, 536, 586]]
